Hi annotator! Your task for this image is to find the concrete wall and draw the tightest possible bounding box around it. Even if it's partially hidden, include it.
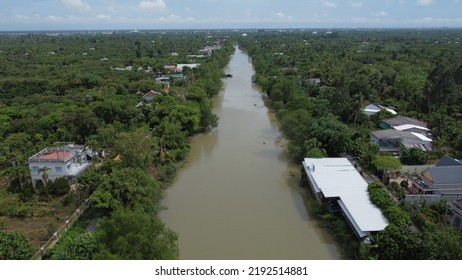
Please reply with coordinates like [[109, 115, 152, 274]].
[[405, 194, 462, 205], [29, 161, 70, 185]]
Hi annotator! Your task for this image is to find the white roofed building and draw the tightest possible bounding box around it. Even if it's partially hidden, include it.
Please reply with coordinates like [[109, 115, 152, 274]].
[[370, 129, 432, 153], [176, 63, 200, 72], [302, 158, 389, 239], [28, 143, 93, 187], [392, 124, 432, 139], [363, 103, 398, 116]]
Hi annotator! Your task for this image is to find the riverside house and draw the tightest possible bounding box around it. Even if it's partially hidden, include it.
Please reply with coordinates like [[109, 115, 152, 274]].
[[302, 157, 388, 240], [28, 143, 93, 186]]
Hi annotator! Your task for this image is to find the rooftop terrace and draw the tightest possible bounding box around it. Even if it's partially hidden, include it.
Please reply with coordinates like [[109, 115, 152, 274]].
[[29, 144, 85, 163]]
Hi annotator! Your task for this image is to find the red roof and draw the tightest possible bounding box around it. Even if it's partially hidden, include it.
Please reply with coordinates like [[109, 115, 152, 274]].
[[144, 90, 161, 97], [164, 65, 177, 71], [37, 151, 71, 161]]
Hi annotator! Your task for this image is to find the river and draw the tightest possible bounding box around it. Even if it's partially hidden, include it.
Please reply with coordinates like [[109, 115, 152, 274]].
[[160, 46, 340, 260]]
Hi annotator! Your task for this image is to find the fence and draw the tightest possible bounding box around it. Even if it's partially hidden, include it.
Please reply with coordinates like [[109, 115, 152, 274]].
[[31, 198, 90, 260]]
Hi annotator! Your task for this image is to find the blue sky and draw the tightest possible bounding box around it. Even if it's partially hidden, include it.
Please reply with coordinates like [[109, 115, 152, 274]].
[[1, 0, 461, 31]]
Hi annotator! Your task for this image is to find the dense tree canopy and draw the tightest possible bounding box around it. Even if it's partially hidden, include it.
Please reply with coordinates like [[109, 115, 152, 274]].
[[0, 230, 33, 260], [238, 29, 462, 260], [238, 29, 462, 160], [94, 209, 179, 260], [0, 31, 233, 259], [3, 29, 462, 260]]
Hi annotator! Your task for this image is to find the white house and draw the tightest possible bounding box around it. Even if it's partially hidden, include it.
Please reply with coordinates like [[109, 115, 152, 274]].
[[155, 76, 170, 85], [176, 64, 200, 72], [302, 158, 389, 239], [28, 143, 92, 186]]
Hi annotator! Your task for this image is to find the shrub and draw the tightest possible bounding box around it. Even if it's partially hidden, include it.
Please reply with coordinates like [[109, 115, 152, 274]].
[[49, 177, 70, 197]]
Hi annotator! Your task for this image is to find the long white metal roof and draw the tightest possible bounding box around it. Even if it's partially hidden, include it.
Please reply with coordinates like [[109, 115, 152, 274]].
[[392, 124, 430, 132], [303, 158, 389, 234], [410, 132, 432, 142]]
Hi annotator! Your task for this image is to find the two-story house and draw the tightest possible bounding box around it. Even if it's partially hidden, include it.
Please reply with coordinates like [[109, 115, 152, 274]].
[[28, 143, 92, 187]]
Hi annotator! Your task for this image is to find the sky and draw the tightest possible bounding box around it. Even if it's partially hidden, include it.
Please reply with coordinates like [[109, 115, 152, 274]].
[[1, 0, 462, 31]]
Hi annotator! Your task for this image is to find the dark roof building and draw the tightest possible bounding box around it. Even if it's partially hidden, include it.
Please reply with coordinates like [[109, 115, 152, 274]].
[[380, 116, 427, 130], [420, 156, 462, 195], [370, 129, 432, 153], [436, 155, 462, 167]]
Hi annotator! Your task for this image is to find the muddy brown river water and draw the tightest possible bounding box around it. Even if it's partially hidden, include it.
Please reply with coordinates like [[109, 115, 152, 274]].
[[159, 46, 340, 260]]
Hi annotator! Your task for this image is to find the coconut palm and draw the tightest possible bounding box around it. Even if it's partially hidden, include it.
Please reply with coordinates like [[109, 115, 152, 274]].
[[37, 166, 51, 185]]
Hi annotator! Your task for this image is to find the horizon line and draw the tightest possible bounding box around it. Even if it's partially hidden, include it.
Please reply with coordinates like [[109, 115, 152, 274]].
[[2, 26, 462, 33]]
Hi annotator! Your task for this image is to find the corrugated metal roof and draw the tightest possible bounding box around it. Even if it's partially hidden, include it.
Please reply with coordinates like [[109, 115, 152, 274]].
[[363, 104, 397, 116], [393, 124, 430, 132], [371, 129, 432, 143], [303, 158, 389, 233], [371, 129, 417, 140], [411, 132, 432, 142], [383, 116, 427, 128], [436, 156, 462, 167], [429, 166, 462, 185]]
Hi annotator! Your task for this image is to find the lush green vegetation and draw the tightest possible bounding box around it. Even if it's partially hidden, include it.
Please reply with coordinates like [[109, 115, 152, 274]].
[[367, 182, 462, 259], [2, 28, 462, 260], [237, 29, 462, 162], [237, 29, 462, 259], [0, 31, 233, 259], [0, 230, 33, 260]]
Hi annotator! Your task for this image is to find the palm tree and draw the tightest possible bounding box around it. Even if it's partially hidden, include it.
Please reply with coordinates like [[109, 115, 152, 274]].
[[352, 92, 364, 126], [37, 166, 51, 185]]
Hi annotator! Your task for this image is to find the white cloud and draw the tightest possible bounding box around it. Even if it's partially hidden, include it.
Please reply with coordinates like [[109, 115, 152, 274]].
[[96, 15, 111, 20], [183, 17, 196, 22], [275, 12, 285, 18], [323, 1, 338, 8], [417, 16, 462, 22], [62, 0, 91, 11], [139, 0, 167, 11], [159, 14, 182, 21], [16, 15, 32, 20], [350, 16, 367, 22], [416, 0, 433, 6], [351, 2, 363, 8], [372, 11, 388, 17], [46, 15, 64, 21], [273, 12, 294, 20], [108, 6, 118, 13]]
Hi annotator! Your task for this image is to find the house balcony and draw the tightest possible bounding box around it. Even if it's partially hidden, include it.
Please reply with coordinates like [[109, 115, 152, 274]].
[[66, 161, 91, 177]]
